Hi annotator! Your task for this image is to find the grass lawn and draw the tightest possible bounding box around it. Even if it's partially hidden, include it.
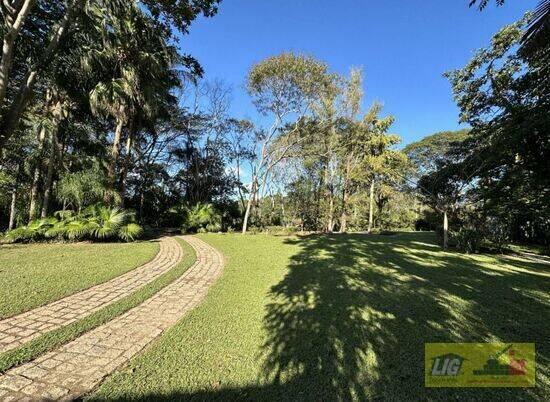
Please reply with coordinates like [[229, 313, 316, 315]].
[[0, 238, 196, 373], [91, 233, 549, 401], [0, 241, 159, 318], [509, 243, 550, 257]]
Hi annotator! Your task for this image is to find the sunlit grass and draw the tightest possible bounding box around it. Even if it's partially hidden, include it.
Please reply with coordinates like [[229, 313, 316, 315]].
[[90, 232, 549, 401], [0, 238, 196, 374], [0, 241, 159, 318]]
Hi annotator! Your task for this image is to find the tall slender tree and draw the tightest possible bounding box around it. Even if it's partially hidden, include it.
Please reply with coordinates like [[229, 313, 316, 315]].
[[242, 53, 332, 233]]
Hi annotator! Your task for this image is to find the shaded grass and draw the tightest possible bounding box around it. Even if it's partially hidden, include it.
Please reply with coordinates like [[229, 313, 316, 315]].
[[0, 241, 159, 318], [509, 243, 550, 257], [0, 238, 195, 374], [90, 233, 549, 401]]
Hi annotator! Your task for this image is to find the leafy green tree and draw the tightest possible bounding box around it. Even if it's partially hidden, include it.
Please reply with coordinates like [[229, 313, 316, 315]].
[[404, 130, 470, 248], [0, 0, 220, 153], [0, 0, 85, 152], [57, 166, 115, 212], [351, 103, 401, 233], [242, 52, 333, 233], [339, 68, 363, 232], [403, 129, 470, 178], [1, 0, 223, 235], [86, 3, 170, 203], [418, 161, 472, 249], [445, 15, 549, 246], [469, 0, 549, 56]]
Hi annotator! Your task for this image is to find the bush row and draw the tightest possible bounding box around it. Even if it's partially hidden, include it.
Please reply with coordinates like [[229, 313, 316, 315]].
[[2, 205, 143, 243]]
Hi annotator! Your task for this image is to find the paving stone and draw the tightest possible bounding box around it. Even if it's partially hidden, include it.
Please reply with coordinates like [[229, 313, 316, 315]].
[[0, 375, 32, 392], [0, 236, 223, 401], [0, 237, 182, 355]]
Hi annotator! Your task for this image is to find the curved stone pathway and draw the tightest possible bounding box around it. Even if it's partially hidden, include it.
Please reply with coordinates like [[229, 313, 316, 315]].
[[0, 236, 224, 401], [0, 237, 182, 354]]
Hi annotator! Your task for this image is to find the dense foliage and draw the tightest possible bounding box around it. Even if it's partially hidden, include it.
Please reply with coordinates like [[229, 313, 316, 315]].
[[0, 1, 546, 251], [4, 205, 142, 242], [0, 0, 225, 240], [181, 203, 222, 233], [407, 12, 549, 252]]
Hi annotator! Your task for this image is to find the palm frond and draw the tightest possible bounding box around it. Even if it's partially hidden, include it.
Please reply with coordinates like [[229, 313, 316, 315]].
[[3, 226, 35, 243], [92, 223, 118, 239], [469, 0, 505, 11], [521, 0, 550, 54], [45, 221, 68, 239], [117, 223, 143, 242], [6, 204, 142, 243], [64, 220, 91, 240]]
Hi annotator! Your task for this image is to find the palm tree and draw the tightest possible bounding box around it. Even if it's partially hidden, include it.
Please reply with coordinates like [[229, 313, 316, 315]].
[[89, 76, 136, 203], [521, 0, 549, 54], [469, 1, 549, 55], [85, 1, 179, 204], [0, 0, 86, 154]]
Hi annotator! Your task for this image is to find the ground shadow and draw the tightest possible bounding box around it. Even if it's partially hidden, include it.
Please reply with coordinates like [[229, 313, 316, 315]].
[[139, 227, 181, 241], [97, 232, 549, 401]]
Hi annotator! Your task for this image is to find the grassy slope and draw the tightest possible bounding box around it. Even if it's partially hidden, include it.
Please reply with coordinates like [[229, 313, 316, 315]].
[[91, 233, 549, 401], [0, 238, 196, 373], [0, 241, 159, 318]]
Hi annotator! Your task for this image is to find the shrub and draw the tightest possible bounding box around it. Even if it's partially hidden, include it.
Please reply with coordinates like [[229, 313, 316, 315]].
[[484, 218, 509, 252], [57, 166, 119, 211], [451, 227, 485, 253], [2, 205, 143, 243], [205, 223, 222, 233], [181, 203, 221, 233]]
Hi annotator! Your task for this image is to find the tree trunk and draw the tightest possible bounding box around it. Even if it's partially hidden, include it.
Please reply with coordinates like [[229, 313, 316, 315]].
[[235, 159, 246, 211], [28, 124, 47, 222], [105, 119, 124, 204], [340, 158, 351, 233], [8, 188, 17, 230], [367, 180, 375, 234], [0, 0, 84, 152], [41, 128, 58, 218], [242, 177, 257, 234], [443, 210, 449, 250], [281, 195, 286, 227], [0, 0, 36, 110], [322, 156, 333, 232], [327, 195, 334, 232], [242, 197, 253, 233], [119, 124, 135, 207], [340, 188, 348, 233]]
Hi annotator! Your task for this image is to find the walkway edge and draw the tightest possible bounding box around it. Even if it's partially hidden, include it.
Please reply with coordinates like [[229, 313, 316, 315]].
[[0, 236, 224, 401], [0, 237, 182, 354]]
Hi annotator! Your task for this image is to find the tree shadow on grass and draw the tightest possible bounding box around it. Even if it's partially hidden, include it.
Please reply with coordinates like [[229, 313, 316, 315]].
[[254, 232, 549, 401], [99, 232, 549, 401]]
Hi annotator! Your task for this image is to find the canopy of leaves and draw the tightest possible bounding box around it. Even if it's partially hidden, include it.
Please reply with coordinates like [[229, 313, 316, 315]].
[[247, 53, 332, 117], [140, 0, 221, 34], [403, 129, 470, 177], [442, 14, 550, 244]]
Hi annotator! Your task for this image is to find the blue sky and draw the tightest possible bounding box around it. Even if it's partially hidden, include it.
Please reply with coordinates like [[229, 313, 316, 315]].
[[178, 0, 537, 146]]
